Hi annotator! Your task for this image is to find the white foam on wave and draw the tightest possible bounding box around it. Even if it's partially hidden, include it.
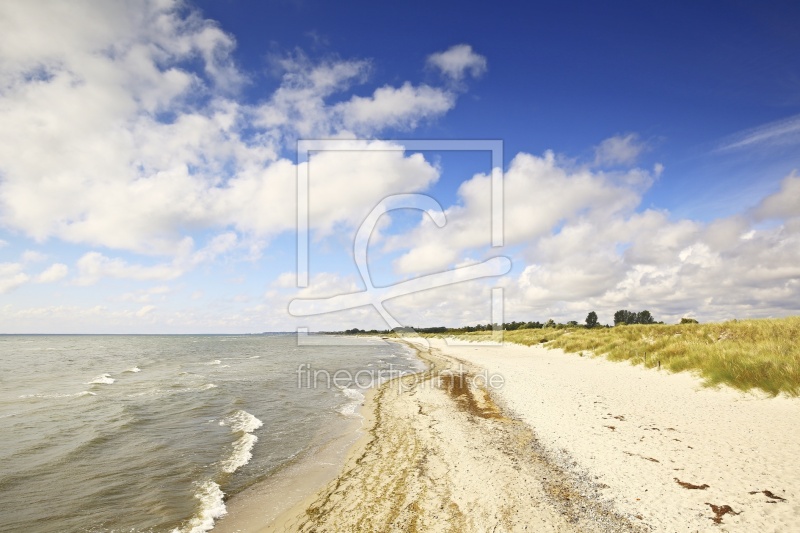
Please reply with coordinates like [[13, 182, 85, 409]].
[[338, 403, 358, 416], [342, 388, 365, 401], [221, 409, 264, 434], [219, 410, 263, 474], [87, 373, 115, 385], [171, 480, 227, 533], [123, 366, 141, 373], [203, 360, 221, 366], [248, 355, 260, 359], [221, 433, 258, 473], [338, 387, 366, 417]]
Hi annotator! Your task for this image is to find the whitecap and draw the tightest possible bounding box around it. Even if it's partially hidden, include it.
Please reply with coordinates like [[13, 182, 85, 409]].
[[219, 410, 263, 474], [338, 402, 359, 416], [19, 390, 97, 399], [220, 409, 263, 434], [123, 366, 141, 373], [171, 480, 227, 533], [341, 388, 365, 402], [87, 373, 115, 385], [203, 360, 221, 366], [338, 388, 366, 417], [221, 433, 258, 473]]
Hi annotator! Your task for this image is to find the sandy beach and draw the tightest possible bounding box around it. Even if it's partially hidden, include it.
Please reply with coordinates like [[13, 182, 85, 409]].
[[434, 338, 800, 532], [216, 337, 800, 532]]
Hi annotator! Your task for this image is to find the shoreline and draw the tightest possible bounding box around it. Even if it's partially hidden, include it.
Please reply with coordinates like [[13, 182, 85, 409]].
[[222, 337, 639, 532], [215, 336, 800, 531], [210, 407, 368, 533], [213, 338, 421, 532]]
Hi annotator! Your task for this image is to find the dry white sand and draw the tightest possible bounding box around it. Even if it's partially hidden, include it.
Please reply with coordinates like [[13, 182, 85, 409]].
[[434, 338, 800, 532]]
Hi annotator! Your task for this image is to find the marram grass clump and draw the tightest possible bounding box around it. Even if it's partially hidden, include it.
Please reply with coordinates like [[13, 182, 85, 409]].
[[446, 316, 800, 396]]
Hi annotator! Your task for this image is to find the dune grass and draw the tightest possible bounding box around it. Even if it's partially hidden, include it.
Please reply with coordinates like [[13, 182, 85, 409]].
[[442, 316, 800, 396]]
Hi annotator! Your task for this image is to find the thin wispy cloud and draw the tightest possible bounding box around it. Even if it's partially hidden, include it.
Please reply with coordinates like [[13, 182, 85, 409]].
[[717, 113, 800, 152]]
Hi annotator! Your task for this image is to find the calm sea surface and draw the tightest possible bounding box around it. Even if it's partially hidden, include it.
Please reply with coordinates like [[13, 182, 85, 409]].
[[0, 334, 421, 533]]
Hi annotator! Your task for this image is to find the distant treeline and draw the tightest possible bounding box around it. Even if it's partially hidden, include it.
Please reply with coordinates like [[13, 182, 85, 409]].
[[331, 309, 699, 335]]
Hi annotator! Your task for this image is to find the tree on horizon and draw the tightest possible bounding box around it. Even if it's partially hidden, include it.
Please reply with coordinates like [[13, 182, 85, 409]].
[[614, 309, 657, 325]]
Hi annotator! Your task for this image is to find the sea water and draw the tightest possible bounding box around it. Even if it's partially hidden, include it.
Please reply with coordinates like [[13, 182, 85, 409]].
[[0, 334, 422, 532]]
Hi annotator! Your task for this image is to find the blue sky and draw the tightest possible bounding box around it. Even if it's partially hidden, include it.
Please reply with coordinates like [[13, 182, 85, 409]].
[[0, 0, 799, 332]]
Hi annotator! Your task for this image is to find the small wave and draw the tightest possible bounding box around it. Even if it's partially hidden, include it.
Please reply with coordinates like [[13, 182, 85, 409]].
[[339, 403, 359, 416], [127, 384, 217, 398], [338, 388, 366, 417], [171, 480, 227, 533], [123, 366, 141, 373], [202, 360, 221, 366], [219, 410, 263, 474], [221, 433, 258, 473], [19, 390, 96, 399], [220, 409, 263, 434], [341, 388, 365, 402], [87, 373, 115, 385], [248, 355, 260, 359]]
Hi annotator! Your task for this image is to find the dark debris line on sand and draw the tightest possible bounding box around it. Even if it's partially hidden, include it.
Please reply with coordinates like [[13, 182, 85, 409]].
[[290, 342, 646, 533]]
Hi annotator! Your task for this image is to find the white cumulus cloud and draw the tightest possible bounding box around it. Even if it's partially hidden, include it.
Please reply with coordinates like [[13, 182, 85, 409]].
[[136, 305, 157, 318], [336, 82, 455, 133], [0, 3, 467, 264], [36, 263, 69, 283], [594, 134, 648, 167], [427, 44, 487, 81], [752, 172, 800, 221], [0, 263, 29, 294]]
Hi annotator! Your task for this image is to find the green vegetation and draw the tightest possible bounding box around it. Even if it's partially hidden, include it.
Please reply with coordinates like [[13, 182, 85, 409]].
[[613, 309, 658, 325], [446, 316, 800, 397], [335, 313, 800, 396]]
